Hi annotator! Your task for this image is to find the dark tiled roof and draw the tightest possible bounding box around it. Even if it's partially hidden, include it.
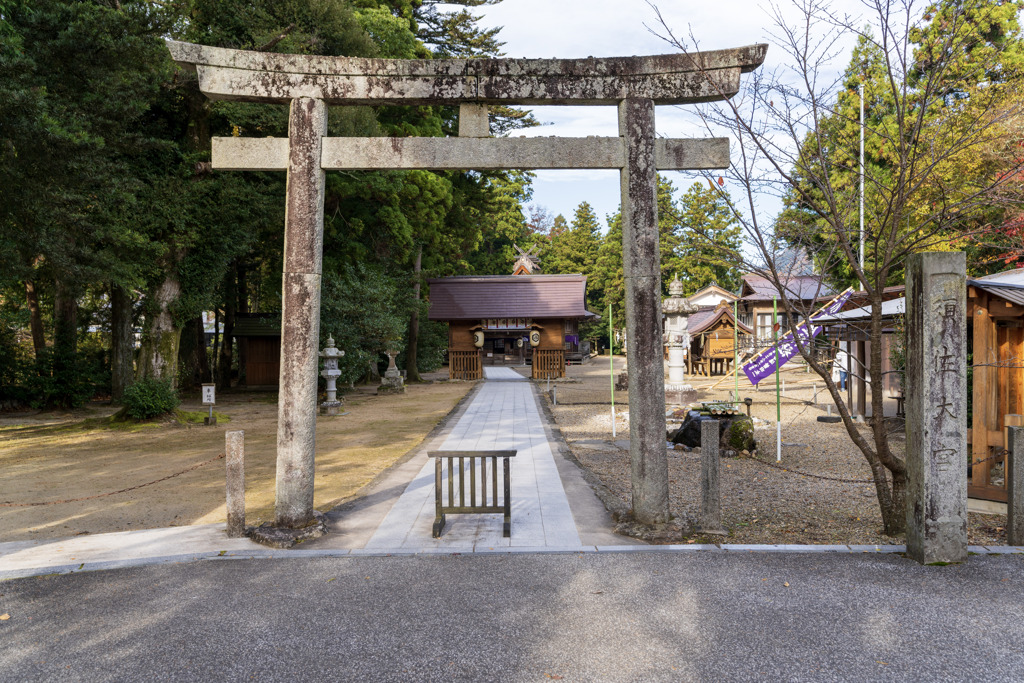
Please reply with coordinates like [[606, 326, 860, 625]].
[[233, 313, 281, 337], [427, 274, 594, 320], [740, 274, 833, 302]]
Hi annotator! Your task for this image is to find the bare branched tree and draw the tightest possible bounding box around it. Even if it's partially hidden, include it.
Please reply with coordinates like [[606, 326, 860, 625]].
[[648, 0, 1024, 534]]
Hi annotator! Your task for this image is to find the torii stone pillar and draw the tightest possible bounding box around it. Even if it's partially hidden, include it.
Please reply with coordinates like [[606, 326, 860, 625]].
[[275, 98, 327, 529], [166, 40, 766, 535], [619, 98, 668, 523]]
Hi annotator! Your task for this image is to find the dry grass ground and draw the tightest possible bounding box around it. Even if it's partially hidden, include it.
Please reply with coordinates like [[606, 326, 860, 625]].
[[546, 356, 1007, 546], [0, 373, 470, 542]]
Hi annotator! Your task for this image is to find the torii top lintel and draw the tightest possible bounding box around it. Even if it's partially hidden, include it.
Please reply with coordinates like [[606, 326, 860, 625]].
[[166, 40, 767, 106]]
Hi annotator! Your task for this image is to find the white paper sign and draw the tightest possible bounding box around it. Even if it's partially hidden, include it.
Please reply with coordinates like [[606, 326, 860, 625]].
[[201, 384, 216, 405]]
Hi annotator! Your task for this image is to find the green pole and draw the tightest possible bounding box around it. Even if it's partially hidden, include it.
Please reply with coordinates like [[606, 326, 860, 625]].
[[733, 298, 739, 404], [609, 303, 616, 438], [774, 296, 781, 462]]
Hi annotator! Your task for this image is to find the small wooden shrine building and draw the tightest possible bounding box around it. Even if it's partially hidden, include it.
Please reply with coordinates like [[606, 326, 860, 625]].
[[969, 268, 1024, 502], [427, 274, 596, 380], [685, 303, 752, 376]]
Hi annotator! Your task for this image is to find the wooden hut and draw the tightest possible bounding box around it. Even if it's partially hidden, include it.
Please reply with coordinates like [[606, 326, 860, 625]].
[[427, 274, 596, 380], [818, 268, 1024, 503], [686, 303, 752, 376], [969, 269, 1024, 503], [232, 313, 281, 388]]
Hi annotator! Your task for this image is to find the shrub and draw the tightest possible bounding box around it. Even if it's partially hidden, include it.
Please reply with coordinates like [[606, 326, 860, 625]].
[[25, 346, 99, 410], [121, 378, 180, 420], [727, 417, 756, 452]]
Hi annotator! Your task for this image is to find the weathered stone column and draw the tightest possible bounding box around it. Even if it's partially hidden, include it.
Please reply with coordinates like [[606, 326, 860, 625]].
[[225, 430, 245, 538], [1008, 426, 1024, 546], [275, 97, 327, 529], [699, 419, 725, 534], [905, 252, 967, 564], [619, 97, 669, 524], [667, 340, 686, 385]]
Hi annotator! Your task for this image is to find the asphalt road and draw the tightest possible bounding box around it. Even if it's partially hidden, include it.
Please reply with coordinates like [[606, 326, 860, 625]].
[[2, 551, 1022, 682]]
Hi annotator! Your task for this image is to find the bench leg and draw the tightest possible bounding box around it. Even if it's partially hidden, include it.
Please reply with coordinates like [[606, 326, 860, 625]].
[[433, 457, 445, 538], [432, 513, 446, 539], [503, 456, 511, 538]]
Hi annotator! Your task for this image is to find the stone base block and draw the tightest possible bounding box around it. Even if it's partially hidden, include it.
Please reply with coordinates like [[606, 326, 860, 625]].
[[320, 401, 343, 416], [204, 416, 218, 426], [377, 384, 406, 395], [247, 511, 328, 549]]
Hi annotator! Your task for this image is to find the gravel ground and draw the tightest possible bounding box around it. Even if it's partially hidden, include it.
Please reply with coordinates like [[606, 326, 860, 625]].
[[540, 356, 1007, 546]]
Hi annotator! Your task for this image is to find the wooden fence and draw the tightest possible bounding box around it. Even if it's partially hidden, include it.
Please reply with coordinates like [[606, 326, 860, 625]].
[[532, 349, 565, 379], [449, 350, 482, 380]]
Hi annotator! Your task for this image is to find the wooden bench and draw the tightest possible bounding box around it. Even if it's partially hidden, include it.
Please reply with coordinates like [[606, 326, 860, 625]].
[[428, 450, 517, 538]]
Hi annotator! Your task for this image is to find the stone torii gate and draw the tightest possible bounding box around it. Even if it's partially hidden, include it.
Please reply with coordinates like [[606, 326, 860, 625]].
[[167, 40, 766, 535]]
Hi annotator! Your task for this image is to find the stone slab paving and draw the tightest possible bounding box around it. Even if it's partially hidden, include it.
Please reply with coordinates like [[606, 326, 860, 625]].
[[364, 367, 582, 550]]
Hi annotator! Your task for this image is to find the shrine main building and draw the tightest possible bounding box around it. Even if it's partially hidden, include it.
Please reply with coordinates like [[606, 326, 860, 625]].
[[427, 273, 596, 380]]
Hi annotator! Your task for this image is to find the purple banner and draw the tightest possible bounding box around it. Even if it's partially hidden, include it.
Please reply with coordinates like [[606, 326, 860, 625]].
[[742, 288, 853, 386]]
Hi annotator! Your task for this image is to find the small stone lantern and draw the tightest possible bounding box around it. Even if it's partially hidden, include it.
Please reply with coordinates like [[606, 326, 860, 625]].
[[320, 336, 345, 416]]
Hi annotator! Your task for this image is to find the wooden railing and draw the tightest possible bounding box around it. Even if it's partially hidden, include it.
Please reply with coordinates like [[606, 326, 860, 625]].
[[449, 350, 482, 380], [532, 349, 565, 379], [428, 450, 516, 538]]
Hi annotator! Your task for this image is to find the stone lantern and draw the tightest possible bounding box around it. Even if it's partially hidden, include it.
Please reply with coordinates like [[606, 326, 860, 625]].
[[662, 275, 698, 388], [319, 335, 345, 416]]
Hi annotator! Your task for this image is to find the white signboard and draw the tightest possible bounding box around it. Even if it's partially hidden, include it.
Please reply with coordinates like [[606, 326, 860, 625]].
[[201, 383, 216, 405]]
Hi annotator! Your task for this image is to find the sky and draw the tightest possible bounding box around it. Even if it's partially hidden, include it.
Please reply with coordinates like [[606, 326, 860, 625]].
[[466, 0, 868, 230]]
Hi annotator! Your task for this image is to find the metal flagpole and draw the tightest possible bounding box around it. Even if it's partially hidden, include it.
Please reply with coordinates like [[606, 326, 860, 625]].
[[774, 297, 781, 462], [609, 303, 616, 438], [860, 82, 865, 270]]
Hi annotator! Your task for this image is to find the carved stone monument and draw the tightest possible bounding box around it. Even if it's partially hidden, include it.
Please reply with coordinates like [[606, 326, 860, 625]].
[[905, 252, 967, 564], [378, 348, 406, 394], [166, 39, 766, 531], [319, 336, 344, 416]]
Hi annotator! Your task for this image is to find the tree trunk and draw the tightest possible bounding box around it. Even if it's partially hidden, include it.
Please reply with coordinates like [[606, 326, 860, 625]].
[[110, 284, 135, 401], [405, 244, 423, 382], [237, 264, 249, 386], [53, 279, 78, 359], [176, 316, 208, 390], [218, 269, 236, 390], [136, 274, 182, 384], [212, 307, 220, 381], [24, 280, 45, 358]]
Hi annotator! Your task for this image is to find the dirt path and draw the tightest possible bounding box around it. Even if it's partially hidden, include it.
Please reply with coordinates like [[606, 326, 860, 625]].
[[0, 376, 471, 542]]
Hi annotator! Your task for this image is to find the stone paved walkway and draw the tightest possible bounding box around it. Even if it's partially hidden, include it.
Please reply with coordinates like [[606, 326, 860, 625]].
[[365, 367, 582, 549]]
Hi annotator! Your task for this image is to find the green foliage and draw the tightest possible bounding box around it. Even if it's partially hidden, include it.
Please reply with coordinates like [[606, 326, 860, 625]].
[[320, 263, 411, 385], [26, 347, 103, 410], [672, 182, 743, 294], [398, 318, 448, 374], [727, 417, 756, 452], [121, 378, 180, 421]]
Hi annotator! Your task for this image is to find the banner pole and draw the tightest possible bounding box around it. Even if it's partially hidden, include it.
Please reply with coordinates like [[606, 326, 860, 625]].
[[774, 296, 781, 462], [734, 299, 739, 403], [609, 303, 615, 438]]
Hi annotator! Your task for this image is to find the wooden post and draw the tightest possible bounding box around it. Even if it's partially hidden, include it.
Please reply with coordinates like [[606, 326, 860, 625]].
[[972, 292, 999, 490]]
